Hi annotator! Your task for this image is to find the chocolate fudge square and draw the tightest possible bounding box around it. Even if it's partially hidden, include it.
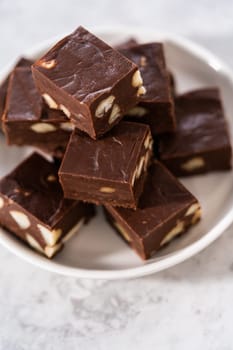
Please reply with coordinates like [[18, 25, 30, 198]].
[[0, 153, 95, 258], [159, 88, 232, 176], [3, 66, 73, 155], [0, 57, 33, 123], [120, 43, 176, 134], [59, 122, 153, 209], [3, 66, 42, 122], [32, 26, 145, 139], [104, 161, 201, 260]]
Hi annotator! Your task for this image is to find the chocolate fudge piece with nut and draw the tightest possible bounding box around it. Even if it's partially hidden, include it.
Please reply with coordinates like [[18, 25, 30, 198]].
[[159, 88, 232, 176], [59, 122, 153, 209], [3, 66, 73, 156], [32, 26, 145, 139], [0, 57, 33, 127], [0, 153, 95, 258], [104, 161, 201, 260], [120, 43, 176, 135]]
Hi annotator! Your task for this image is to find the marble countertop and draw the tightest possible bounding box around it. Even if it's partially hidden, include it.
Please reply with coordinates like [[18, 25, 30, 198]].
[[1, 1, 233, 349]]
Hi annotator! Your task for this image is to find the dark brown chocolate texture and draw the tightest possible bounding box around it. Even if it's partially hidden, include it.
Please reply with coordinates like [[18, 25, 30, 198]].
[[159, 88, 232, 176], [59, 122, 153, 209], [32, 26, 145, 139], [3, 66, 73, 156], [120, 43, 176, 134], [0, 58, 33, 126], [0, 153, 95, 258], [4, 66, 42, 121], [104, 161, 201, 260]]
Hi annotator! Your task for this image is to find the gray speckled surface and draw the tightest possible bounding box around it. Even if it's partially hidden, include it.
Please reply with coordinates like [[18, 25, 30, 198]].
[[1, 1, 233, 349]]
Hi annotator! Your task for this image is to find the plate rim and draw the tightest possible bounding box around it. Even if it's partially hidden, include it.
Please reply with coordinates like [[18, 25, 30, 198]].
[[0, 25, 233, 280]]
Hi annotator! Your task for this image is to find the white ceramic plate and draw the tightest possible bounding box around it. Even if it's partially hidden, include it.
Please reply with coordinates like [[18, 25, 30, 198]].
[[0, 27, 233, 280]]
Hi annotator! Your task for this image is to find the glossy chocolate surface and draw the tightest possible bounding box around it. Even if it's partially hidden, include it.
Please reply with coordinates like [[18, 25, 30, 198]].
[[105, 161, 200, 259], [0, 153, 81, 225], [5, 67, 42, 121], [159, 88, 232, 176], [4, 105, 72, 152], [33, 27, 137, 103], [121, 43, 169, 101], [0, 58, 33, 121], [120, 43, 176, 134], [32, 26, 141, 139], [0, 153, 95, 256], [59, 121, 153, 208], [3, 66, 72, 154]]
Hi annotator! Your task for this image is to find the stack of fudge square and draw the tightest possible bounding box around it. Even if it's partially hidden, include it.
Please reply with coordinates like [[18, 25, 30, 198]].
[[0, 26, 231, 260]]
